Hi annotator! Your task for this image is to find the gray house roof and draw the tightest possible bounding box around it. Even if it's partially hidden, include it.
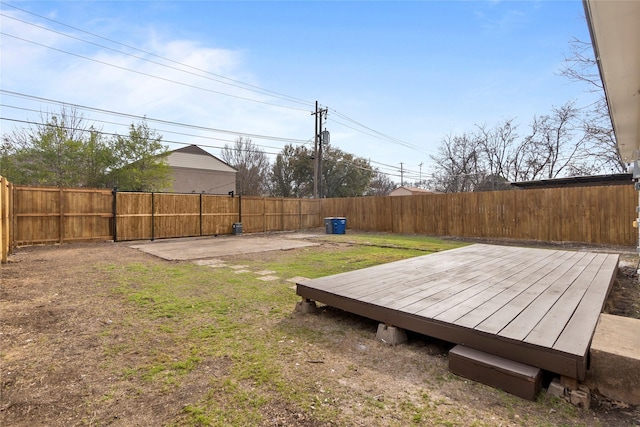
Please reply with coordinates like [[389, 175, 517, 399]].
[[167, 145, 237, 173], [389, 186, 437, 196]]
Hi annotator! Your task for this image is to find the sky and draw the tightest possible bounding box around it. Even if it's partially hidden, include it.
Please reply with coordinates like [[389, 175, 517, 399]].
[[0, 1, 598, 184]]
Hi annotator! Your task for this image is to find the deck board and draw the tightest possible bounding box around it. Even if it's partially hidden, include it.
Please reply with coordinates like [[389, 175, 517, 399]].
[[451, 250, 577, 329], [435, 249, 560, 324], [496, 252, 599, 342], [379, 247, 528, 311], [524, 254, 607, 348], [296, 244, 619, 380], [553, 255, 619, 353], [411, 250, 540, 318], [474, 251, 591, 335]]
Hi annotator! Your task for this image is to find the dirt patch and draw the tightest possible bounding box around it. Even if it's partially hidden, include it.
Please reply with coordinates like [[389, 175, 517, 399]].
[[0, 243, 217, 426], [606, 266, 640, 318], [1, 237, 639, 426]]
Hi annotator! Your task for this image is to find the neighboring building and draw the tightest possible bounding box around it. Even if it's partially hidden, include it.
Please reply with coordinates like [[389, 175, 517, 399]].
[[510, 173, 632, 190], [389, 186, 437, 196], [474, 174, 512, 192], [164, 145, 237, 194]]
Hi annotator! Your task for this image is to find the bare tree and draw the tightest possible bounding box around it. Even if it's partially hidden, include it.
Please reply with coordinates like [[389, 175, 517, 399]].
[[525, 101, 592, 179], [581, 108, 625, 173], [558, 38, 603, 91], [429, 133, 484, 193], [429, 101, 600, 191], [509, 131, 546, 182], [475, 118, 519, 182], [557, 37, 625, 172], [221, 137, 270, 196], [366, 168, 397, 196]]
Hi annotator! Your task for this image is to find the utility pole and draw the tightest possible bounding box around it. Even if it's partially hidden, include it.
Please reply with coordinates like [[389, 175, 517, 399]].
[[312, 101, 328, 198], [313, 101, 319, 198], [419, 162, 423, 187], [320, 128, 330, 198], [400, 162, 404, 186]]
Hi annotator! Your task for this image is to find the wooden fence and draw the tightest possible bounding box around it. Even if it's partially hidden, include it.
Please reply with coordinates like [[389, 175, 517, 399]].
[[10, 187, 323, 244], [320, 186, 637, 246], [5, 184, 637, 250], [1, 176, 13, 262], [12, 186, 114, 246]]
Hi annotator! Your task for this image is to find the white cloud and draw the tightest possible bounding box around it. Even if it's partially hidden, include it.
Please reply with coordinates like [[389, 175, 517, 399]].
[[1, 9, 312, 158]]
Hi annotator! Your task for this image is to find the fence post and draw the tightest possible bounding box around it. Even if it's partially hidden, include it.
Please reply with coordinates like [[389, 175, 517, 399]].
[[59, 187, 64, 245], [199, 193, 203, 236], [9, 181, 13, 257], [112, 187, 118, 242], [151, 192, 155, 241], [0, 176, 7, 262], [9, 183, 18, 249]]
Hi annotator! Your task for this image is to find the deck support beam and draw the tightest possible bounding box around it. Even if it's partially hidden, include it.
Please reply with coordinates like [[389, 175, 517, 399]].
[[547, 377, 592, 409], [295, 298, 317, 314]]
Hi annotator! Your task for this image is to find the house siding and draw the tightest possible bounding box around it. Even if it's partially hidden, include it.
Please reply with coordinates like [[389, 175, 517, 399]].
[[168, 167, 236, 195]]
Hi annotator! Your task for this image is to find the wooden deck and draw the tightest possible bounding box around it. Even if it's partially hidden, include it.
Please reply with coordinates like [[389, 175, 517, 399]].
[[296, 244, 619, 380]]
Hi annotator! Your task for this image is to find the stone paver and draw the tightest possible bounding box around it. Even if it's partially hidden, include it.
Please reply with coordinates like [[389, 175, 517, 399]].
[[193, 259, 226, 267], [255, 270, 277, 276]]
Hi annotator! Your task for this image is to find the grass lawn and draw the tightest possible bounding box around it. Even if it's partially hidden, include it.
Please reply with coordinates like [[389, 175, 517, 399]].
[[103, 235, 466, 425]]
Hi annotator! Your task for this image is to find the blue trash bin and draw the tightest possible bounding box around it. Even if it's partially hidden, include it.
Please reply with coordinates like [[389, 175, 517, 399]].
[[332, 217, 346, 234]]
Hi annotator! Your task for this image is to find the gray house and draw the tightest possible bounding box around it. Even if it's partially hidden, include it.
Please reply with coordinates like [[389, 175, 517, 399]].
[[164, 145, 237, 195]]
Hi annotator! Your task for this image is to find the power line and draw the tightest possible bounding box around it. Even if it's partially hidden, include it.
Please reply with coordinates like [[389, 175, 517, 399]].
[[0, 32, 420, 166], [1, 11, 432, 172], [0, 90, 308, 144], [2, 8, 433, 160], [328, 108, 432, 155], [1, 103, 321, 154], [1, 2, 314, 108], [1, 6, 435, 181], [0, 116, 285, 157], [1, 31, 311, 113], [1, 115, 414, 182], [1, 92, 426, 179]]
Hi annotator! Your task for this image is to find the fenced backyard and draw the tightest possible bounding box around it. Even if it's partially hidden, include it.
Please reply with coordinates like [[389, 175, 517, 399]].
[[1, 182, 636, 256]]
